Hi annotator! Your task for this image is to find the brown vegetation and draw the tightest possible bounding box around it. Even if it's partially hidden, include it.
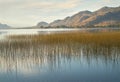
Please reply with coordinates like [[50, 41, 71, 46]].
[[6, 31, 120, 47]]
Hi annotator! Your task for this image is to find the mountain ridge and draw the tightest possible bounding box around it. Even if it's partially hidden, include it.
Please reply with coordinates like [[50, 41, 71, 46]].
[[37, 6, 120, 28]]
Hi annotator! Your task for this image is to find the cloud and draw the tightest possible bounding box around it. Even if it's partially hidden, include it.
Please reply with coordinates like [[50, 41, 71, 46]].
[[20, 0, 81, 10], [57, 0, 80, 9]]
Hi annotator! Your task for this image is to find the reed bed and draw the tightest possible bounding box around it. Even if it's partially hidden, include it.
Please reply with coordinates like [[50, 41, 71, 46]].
[[6, 31, 120, 47], [0, 31, 120, 65]]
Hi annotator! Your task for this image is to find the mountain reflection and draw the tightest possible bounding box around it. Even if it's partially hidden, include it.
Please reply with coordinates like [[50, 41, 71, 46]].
[[0, 40, 120, 76]]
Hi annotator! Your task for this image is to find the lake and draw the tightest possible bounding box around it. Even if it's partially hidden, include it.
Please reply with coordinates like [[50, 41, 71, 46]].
[[0, 28, 120, 82]]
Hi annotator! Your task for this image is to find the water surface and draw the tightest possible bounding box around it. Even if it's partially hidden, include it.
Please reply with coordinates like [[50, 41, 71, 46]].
[[0, 28, 120, 82]]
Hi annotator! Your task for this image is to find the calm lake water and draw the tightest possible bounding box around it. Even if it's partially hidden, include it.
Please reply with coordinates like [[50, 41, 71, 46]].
[[0, 28, 120, 82]]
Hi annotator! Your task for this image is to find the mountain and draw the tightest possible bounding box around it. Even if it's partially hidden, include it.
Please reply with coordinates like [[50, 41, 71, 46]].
[[37, 22, 49, 27], [50, 11, 92, 27], [0, 23, 10, 29], [49, 6, 120, 27]]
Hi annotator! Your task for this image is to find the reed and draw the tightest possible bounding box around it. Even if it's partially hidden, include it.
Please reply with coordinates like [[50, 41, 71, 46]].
[[7, 31, 120, 47], [0, 31, 120, 65]]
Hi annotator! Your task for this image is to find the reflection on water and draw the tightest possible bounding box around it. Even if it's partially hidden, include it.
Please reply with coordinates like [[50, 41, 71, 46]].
[[0, 38, 120, 82]]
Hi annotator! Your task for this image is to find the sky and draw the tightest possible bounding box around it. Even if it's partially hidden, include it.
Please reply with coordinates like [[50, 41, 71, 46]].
[[0, 0, 120, 27]]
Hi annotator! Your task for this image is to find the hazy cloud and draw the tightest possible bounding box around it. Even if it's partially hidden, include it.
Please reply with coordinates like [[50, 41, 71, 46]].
[[18, 0, 81, 10]]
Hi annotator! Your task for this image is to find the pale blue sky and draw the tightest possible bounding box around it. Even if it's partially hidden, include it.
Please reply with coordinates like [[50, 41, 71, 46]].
[[0, 0, 120, 27]]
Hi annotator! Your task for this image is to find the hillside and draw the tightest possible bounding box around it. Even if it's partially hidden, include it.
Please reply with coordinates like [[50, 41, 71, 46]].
[[37, 22, 49, 27], [37, 6, 120, 27]]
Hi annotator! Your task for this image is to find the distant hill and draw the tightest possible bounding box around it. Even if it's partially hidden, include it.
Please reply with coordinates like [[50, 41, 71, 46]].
[[37, 6, 120, 28], [50, 6, 120, 27], [50, 10, 92, 27], [37, 22, 49, 27], [0, 23, 10, 29]]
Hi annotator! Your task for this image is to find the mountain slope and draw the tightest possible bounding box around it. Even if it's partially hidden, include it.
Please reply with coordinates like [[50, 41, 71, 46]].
[[50, 11, 92, 27], [49, 6, 120, 27]]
